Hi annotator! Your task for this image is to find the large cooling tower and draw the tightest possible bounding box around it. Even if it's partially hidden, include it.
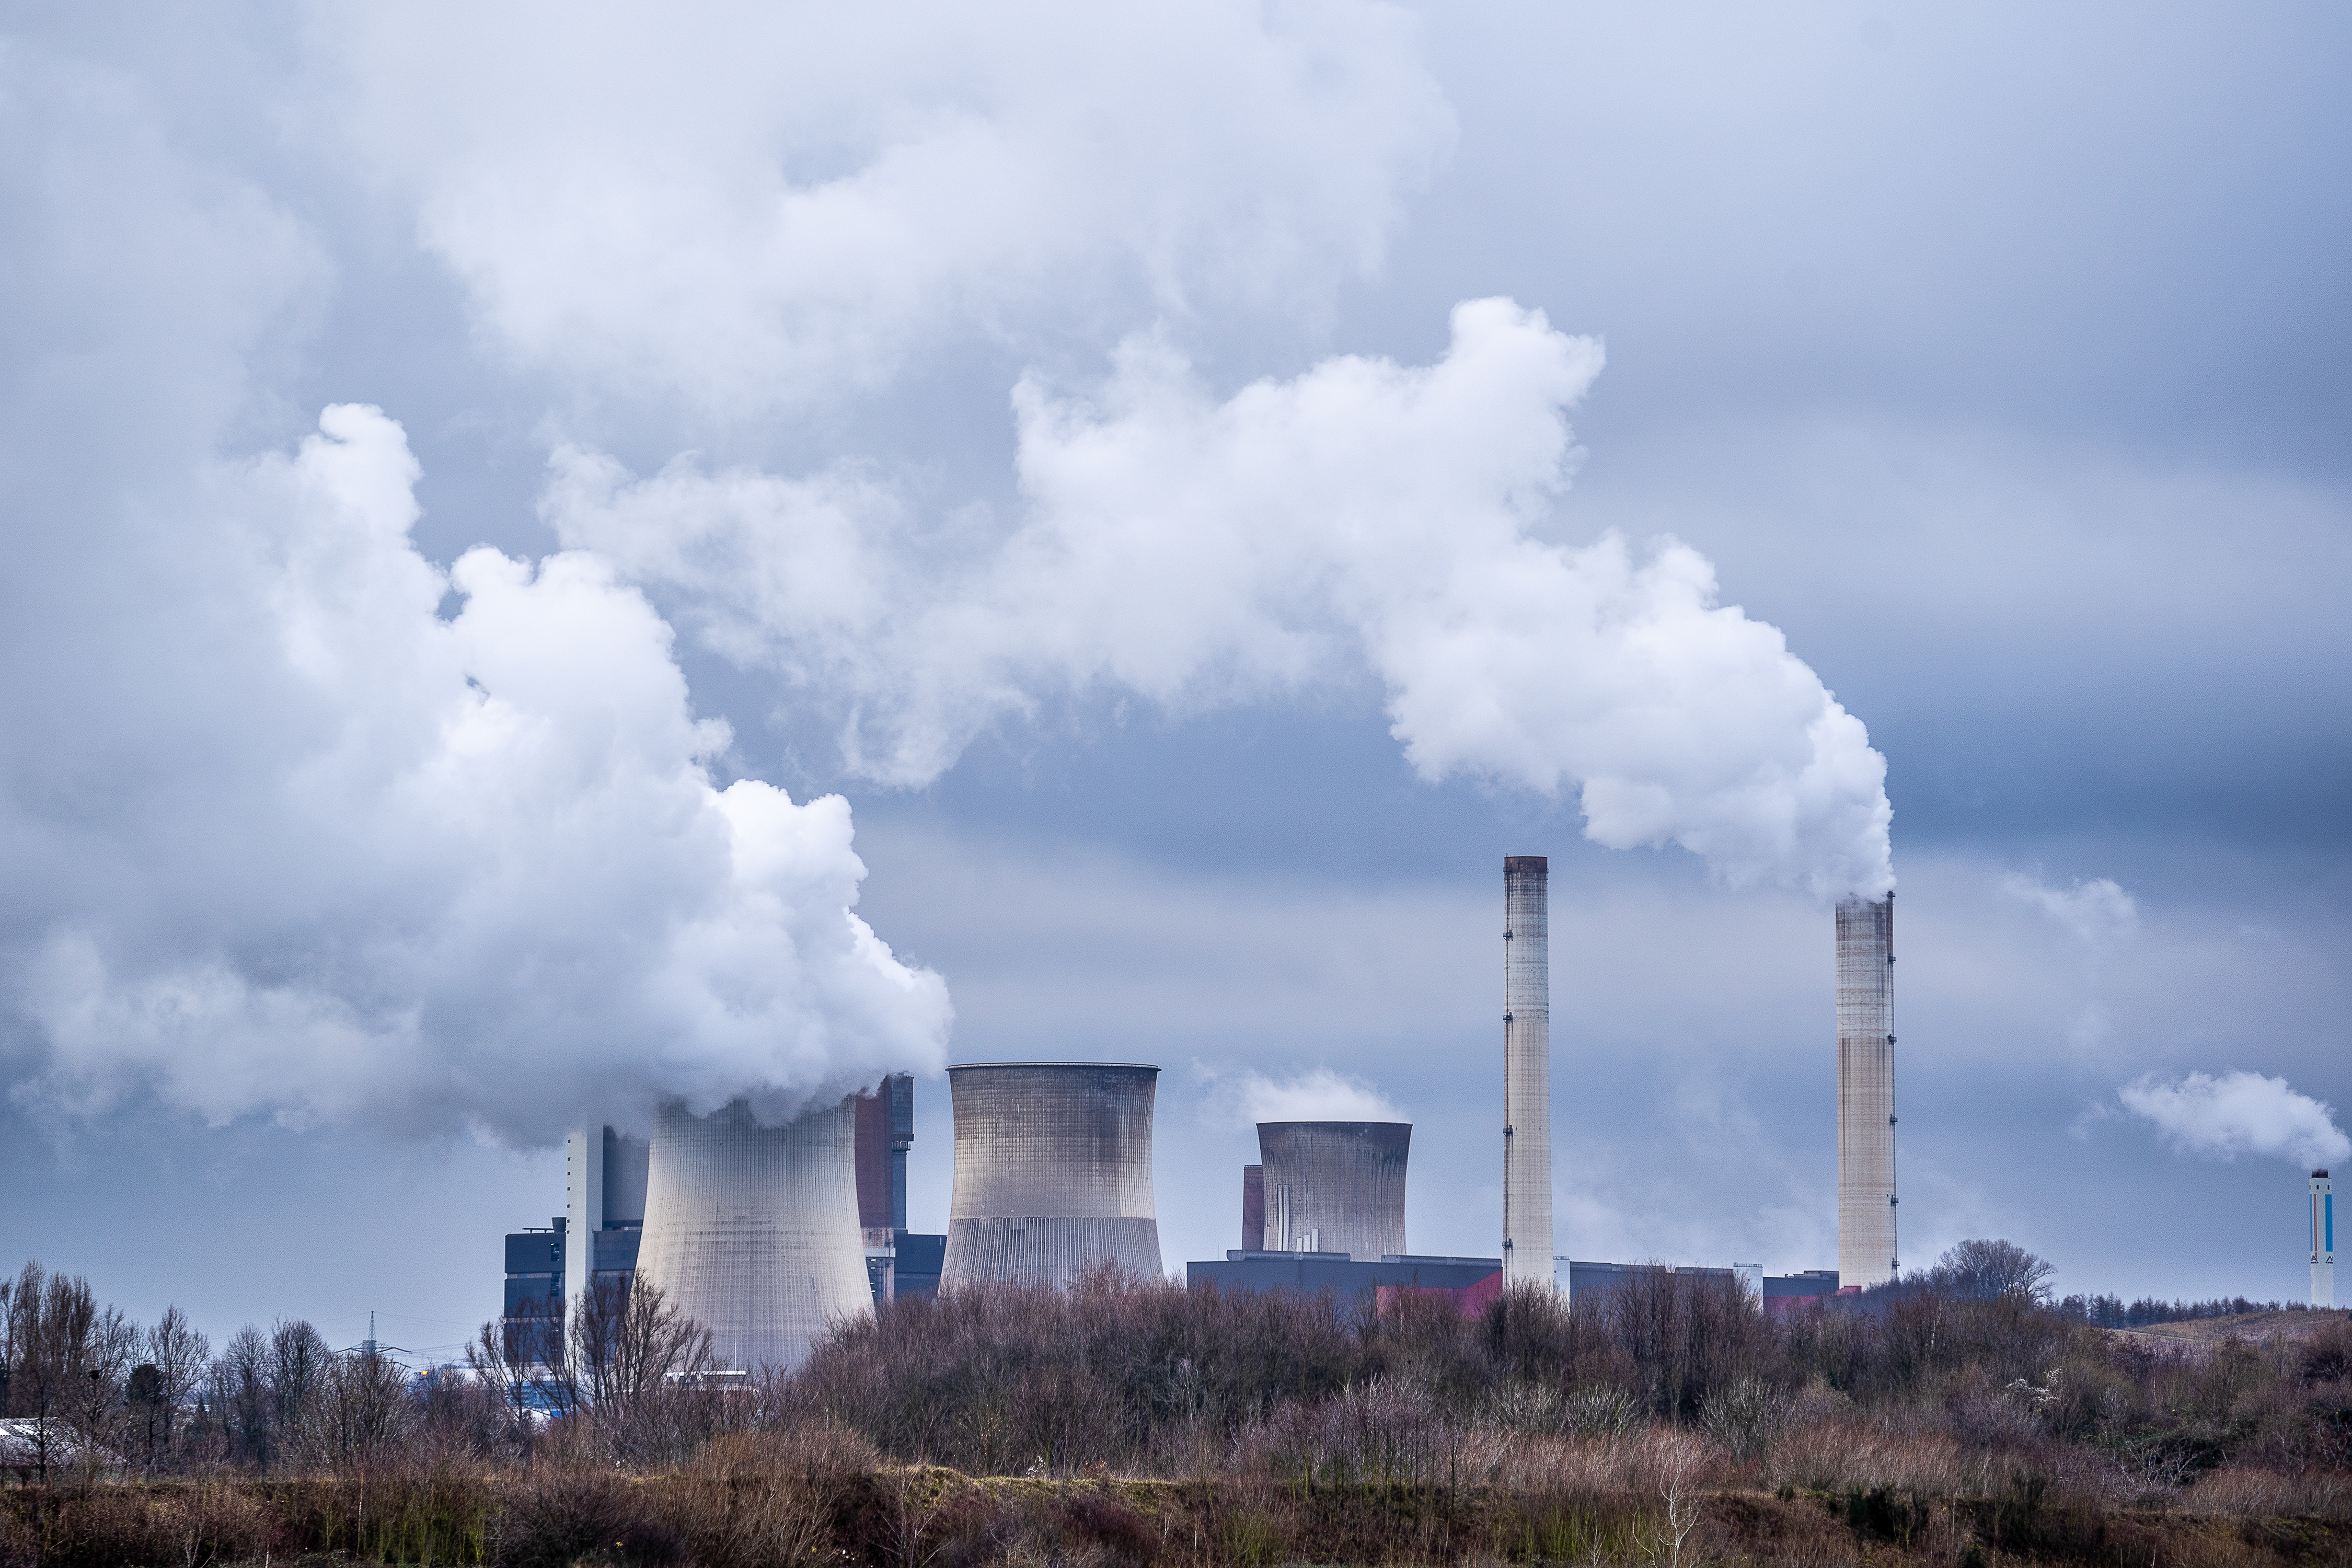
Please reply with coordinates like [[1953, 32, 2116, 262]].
[[940, 1062, 1162, 1289], [1836, 893, 1898, 1287], [636, 1097, 872, 1373], [1256, 1121, 1410, 1259], [1502, 856, 1554, 1287]]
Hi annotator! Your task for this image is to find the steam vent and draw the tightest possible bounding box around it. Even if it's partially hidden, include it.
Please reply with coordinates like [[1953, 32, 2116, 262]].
[[1256, 1121, 1411, 1258], [939, 1062, 1163, 1290], [1837, 893, 1898, 1287], [1502, 855, 1554, 1287], [636, 1096, 872, 1374]]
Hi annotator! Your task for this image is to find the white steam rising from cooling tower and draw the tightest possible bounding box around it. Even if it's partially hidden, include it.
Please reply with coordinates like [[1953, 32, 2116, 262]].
[[1837, 894, 1898, 1287], [1502, 856, 1553, 1287], [1255, 1122, 1411, 1258], [940, 1062, 1162, 1289], [635, 1097, 871, 1373]]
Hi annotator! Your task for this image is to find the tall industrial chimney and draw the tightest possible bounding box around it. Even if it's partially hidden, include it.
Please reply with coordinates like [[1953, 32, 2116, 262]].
[[1502, 855, 1553, 1288], [939, 1062, 1163, 1290], [1836, 893, 1898, 1287], [2313, 1169, 2336, 1309], [636, 1097, 871, 1373], [1256, 1122, 1410, 1258]]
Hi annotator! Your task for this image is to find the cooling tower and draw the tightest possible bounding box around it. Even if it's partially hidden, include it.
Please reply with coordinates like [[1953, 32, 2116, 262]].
[[636, 1096, 872, 1373], [2313, 1170, 2335, 1309], [940, 1062, 1162, 1289], [1502, 855, 1554, 1287], [1836, 893, 1898, 1288], [1256, 1122, 1410, 1259]]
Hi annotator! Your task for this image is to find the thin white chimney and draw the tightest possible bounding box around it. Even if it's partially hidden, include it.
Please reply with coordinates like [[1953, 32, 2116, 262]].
[[1502, 855, 1554, 1288], [1836, 893, 1898, 1288]]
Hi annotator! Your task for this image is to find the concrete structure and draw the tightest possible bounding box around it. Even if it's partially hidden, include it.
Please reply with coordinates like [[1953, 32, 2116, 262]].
[[1256, 1122, 1410, 1259], [940, 1062, 1162, 1290], [1241, 1165, 1264, 1252], [1503, 856, 1554, 1288], [636, 1097, 872, 1373], [564, 1125, 649, 1311], [1189, 1251, 1500, 1308], [1763, 1269, 1842, 1316], [1837, 893, 1898, 1288], [2314, 1169, 2336, 1309]]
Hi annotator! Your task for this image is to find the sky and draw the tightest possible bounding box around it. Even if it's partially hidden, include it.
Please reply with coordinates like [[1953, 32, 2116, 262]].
[[0, 2, 2346, 1362]]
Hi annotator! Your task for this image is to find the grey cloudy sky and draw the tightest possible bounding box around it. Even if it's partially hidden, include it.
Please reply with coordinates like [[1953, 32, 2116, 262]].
[[0, 2, 2345, 1361]]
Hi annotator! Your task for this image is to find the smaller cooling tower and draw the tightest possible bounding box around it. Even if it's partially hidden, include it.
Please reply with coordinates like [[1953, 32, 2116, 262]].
[[636, 1097, 871, 1374], [940, 1063, 1162, 1290], [1256, 1122, 1410, 1260]]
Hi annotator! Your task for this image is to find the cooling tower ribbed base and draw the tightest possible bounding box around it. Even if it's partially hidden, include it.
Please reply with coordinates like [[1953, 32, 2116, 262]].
[[942, 1216, 1162, 1289], [636, 1097, 872, 1375]]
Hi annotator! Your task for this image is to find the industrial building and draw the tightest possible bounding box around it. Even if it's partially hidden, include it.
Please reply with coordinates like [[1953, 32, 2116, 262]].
[[2314, 1169, 2336, 1309], [1254, 1121, 1410, 1258], [1837, 893, 1898, 1288], [1189, 1250, 1503, 1308], [1501, 855, 1554, 1288], [499, 854, 1904, 1350], [940, 1062, 1163, 1290]]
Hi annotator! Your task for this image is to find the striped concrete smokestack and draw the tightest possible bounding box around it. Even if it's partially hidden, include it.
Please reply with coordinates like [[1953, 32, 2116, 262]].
[[2313, 1169, 2335, 1309], [940, 1062, 1162, 1290], [1503, 856, 1553, 1287], [636, 1096, 872, 1374], [1836, 893, 1898, 1287]]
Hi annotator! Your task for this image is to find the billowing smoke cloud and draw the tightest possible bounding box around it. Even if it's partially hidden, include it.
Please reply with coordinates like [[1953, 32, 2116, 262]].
[[1225, 1068, 1405, 1127], [319, 2, 1450, 416], [2001, 873, 2141, 948], [7, 407, 950, 1144], [2118, 1071, 2351, 1169], [552, 301, 1895, 896]]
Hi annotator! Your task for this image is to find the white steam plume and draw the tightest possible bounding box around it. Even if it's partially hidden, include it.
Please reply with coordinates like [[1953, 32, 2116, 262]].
[[552, 300, 1895, 896], [1227, 1068, 1404, 1127], [8, 407, 951, 1143], [2118, 1071, 2351, 1169], [2000, 872, 2141, 949], [322, 2, 1450, 417]]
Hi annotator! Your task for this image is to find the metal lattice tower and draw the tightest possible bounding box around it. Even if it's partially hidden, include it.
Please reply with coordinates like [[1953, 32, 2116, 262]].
[[1836, 894, 1898, 1287]]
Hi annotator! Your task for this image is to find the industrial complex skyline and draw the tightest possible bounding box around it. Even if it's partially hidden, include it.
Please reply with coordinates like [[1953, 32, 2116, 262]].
[[0, 4, 2346, 1355]]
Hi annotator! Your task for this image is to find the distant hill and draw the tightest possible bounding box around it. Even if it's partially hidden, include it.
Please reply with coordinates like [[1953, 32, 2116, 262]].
[[2112, 1308, 2349, 1346]]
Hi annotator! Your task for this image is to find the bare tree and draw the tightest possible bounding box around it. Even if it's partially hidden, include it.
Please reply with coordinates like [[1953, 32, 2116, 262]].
[[295, 1347, 414, 1473], [573, 1274, 714, 1425], [3, 1262, 134, 1482], [1931, 1239, 2056, 1303], [211, 1325, 273, 1467], [147, 1306, 209, 1468]]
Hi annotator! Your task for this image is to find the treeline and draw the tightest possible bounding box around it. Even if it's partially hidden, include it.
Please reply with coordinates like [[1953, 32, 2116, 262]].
[[0, 1262, 516, 1481], [2055, 1294, 2310, 1330]]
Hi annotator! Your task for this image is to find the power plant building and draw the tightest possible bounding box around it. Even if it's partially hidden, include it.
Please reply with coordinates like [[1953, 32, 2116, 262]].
[[940, 1062, 1163, 1290], [1256, 1121, 1409, 1258], [1836, 893, 1898, 1287], [1502, 856, 1554, 1288]]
